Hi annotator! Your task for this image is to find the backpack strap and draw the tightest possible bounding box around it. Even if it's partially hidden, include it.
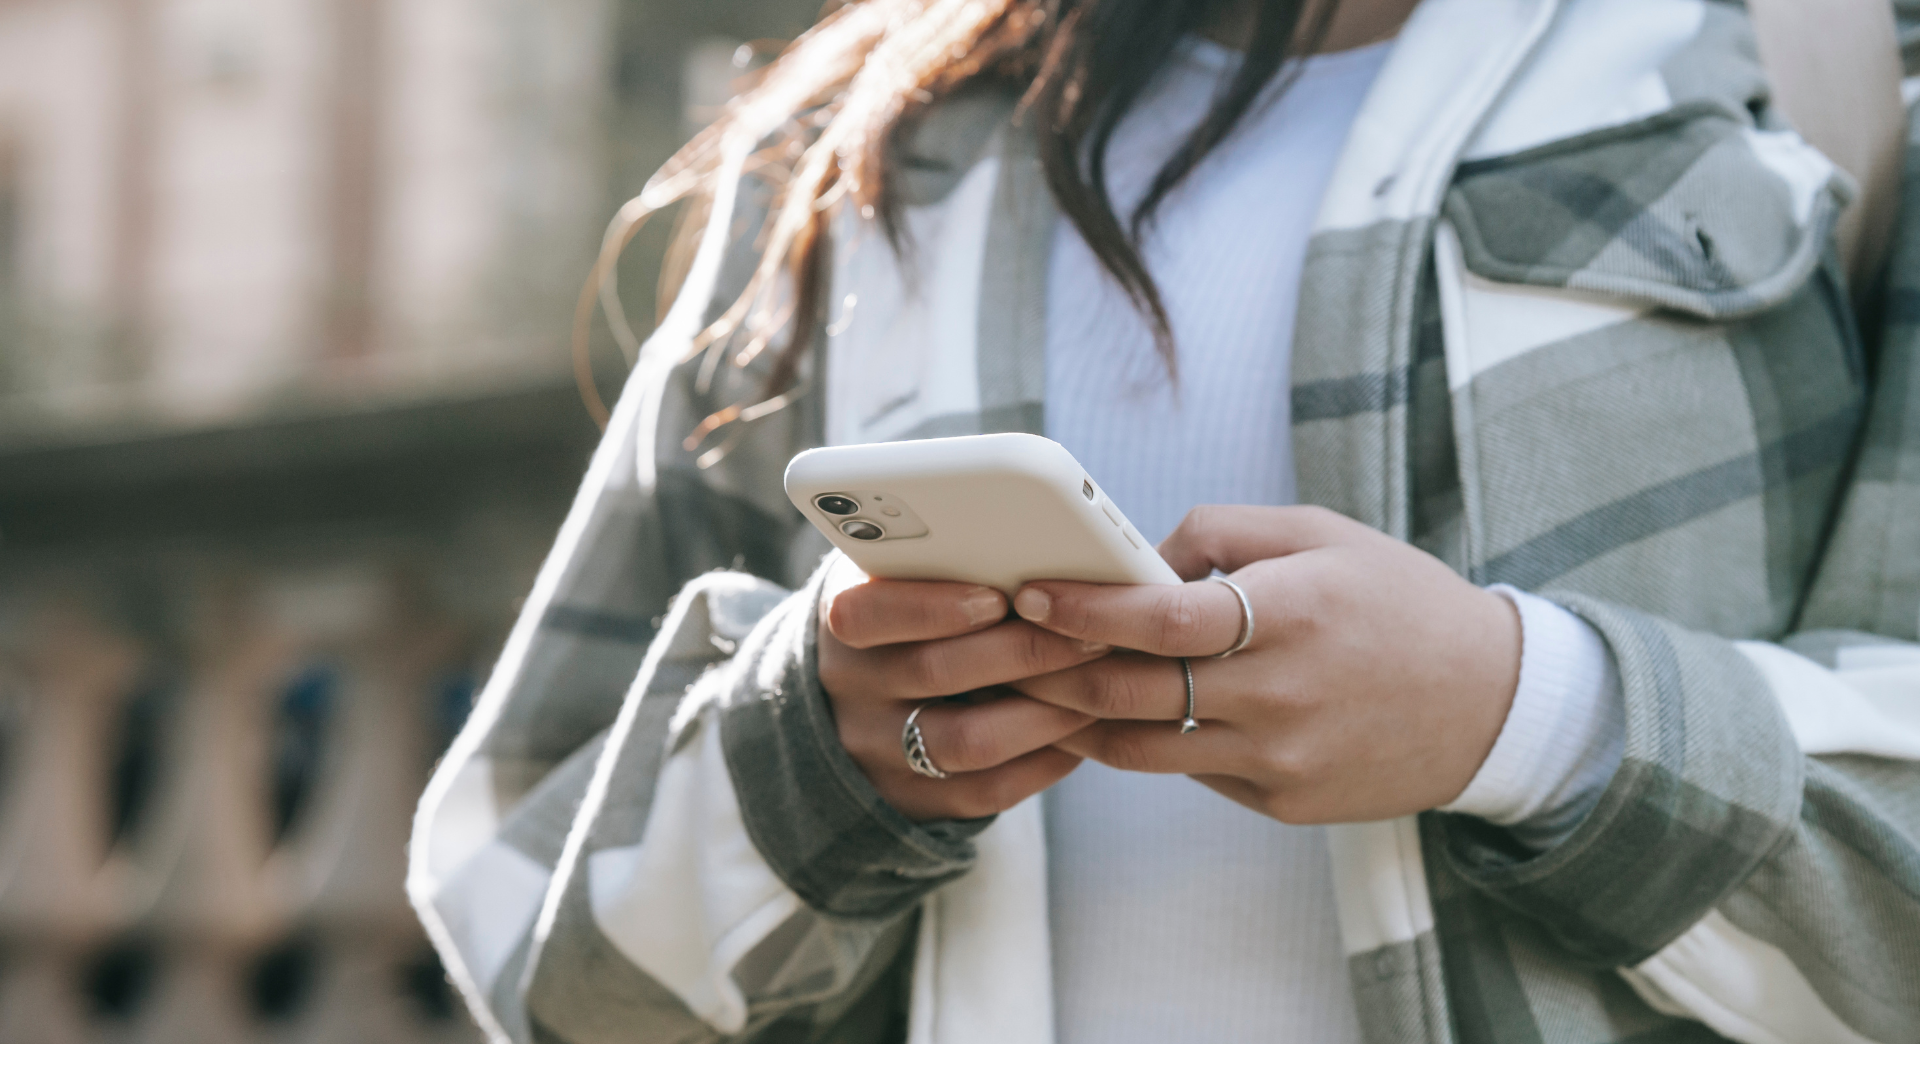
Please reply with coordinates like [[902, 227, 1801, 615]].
[[1748, 0, 1906, 303]]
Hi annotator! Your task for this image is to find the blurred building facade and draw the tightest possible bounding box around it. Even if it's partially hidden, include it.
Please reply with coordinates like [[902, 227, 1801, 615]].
[[0, 0, 823, 1041]]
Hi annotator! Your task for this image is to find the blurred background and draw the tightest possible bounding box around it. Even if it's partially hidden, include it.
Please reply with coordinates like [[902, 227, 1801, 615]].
[[0, 0, 824, 1042]]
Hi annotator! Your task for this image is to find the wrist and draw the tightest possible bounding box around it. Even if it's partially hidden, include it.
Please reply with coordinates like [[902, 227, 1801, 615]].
[[1437, 583, 1524, 808], [1441, 586, 1625, 848], [727, 558, 987, 917]]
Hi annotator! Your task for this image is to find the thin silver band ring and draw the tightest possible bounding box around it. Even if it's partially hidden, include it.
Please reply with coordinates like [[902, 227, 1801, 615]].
[[1208, 574, 1255, 658], [1179, 657, 1199, 734], [902, 701, 948, 779]]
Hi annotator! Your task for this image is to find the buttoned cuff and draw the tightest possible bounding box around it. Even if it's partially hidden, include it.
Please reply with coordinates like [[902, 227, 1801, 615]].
[[1440, 585, 1625, 852]]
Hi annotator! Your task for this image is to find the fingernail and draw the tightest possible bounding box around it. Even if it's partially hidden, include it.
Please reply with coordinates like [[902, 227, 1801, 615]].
[[1077, 640, 1110, 655], [961, 587, 1005, 626], [1014, 587, 1051, 622]]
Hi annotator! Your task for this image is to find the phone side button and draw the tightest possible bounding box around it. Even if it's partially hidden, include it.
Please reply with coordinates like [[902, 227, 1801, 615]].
[[1100, 500, 1122, 527], [1121, 524, 1142, 549]]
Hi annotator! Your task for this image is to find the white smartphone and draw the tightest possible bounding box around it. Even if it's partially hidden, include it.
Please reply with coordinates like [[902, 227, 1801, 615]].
[[784, 433, 1182, 597]]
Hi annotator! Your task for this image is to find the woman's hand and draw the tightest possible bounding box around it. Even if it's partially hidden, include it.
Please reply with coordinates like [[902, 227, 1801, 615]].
[[1008, 505, 1522, 826], [816, 555, 1111, 822]]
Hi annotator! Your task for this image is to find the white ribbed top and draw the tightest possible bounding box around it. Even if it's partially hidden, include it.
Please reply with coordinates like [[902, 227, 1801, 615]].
[[1042, 37, 1392, 1044]]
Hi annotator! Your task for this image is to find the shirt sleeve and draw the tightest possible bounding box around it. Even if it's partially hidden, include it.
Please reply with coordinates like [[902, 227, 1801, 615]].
[[1439, 585, 1626, 852]]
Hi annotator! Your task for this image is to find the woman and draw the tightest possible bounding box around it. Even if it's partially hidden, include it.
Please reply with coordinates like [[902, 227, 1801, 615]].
[[409, 0, 1920, 1042]]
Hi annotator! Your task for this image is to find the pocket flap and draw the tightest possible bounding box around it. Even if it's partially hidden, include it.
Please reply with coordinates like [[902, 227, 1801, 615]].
[[1443, 104, 1853, 321]]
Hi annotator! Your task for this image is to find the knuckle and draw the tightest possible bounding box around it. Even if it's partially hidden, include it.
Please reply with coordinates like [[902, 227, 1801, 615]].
[[1184, 504, 1236, 546], [1260, 737, 1324, 786], [1166, 512, 1201, 552], [1261, 741, 1308, 783], [1013, 625, 1061, 677], [1151, 595, 1208, 650], [1289, 681, 1329, 718], [1258, 673, 1317, 716], [1077, 668, 1133, 719], [1181, 505, 1220, 536], [903, 648, 948, 696], [934, 707, 994, 772]]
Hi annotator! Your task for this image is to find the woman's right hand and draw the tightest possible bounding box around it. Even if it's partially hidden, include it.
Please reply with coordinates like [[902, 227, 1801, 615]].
[[816, 555, 1110, 822]]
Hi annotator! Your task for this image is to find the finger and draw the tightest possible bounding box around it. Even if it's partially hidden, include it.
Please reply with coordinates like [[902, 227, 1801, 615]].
[[1052, 719, 1252, 776], [1156, 504, 1366, 581], [1012, 577, 1246, 658], [1012, 653, 1216, 721], [914, 695, 1095, 774], [827, 576, 1007, 649], [870, 620, 1110, 699], [885, 746, 1083, 822], [1013, 656, 1251, 725]]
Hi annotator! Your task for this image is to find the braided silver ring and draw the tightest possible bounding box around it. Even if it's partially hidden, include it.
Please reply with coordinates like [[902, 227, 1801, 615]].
[[1208, 574, 1255, 658], [1178, 657, 1199, 734], [902, 701, 948, 779]]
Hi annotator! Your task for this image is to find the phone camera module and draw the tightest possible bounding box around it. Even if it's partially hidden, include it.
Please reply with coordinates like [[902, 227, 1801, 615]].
[[839, 519, 885, 541], [815, 494, 860, 516]]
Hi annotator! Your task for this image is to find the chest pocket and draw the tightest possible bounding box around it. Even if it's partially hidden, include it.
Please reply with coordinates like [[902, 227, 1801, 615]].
[[1433, 104, 1865, 639], [1446, 103, 1851, 321]]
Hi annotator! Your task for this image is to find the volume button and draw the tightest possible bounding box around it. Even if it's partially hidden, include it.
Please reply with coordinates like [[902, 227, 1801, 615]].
[[1121, 524, 1141, 549], [1100, 501, 1122, 527]]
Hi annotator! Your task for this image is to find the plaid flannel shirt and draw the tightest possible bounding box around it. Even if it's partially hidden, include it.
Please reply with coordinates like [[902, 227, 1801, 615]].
[[409, 0, 1920, 1042]]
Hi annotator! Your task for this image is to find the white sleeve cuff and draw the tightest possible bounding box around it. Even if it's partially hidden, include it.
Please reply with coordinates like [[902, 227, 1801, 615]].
[[1440, 586, 1625, 850]]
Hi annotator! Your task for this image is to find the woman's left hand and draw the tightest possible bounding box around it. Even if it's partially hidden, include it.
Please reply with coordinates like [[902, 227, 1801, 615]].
[[1007, 505, 1522, 825]]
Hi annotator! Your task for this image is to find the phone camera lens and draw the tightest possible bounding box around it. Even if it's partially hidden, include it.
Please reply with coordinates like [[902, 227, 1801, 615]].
[[815, 494, 859, 516], [839, 520, 884, 541]]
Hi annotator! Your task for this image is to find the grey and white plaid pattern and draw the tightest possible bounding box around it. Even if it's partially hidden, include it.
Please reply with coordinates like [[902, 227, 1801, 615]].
[[411, 0, 1920, 1041]]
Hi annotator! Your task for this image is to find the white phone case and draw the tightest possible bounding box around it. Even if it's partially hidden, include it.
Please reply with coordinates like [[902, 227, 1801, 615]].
[[784, 433, 1182, 597]]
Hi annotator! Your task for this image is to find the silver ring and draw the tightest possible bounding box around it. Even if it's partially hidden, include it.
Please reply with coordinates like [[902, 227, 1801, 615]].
[[902, 701, 948, 779], [1208, 574, 1255, 658], [1179, 657, 1199, 734]]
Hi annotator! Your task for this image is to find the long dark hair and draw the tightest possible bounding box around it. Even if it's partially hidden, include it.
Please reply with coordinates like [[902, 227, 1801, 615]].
[[575, 0, 1333, 449]]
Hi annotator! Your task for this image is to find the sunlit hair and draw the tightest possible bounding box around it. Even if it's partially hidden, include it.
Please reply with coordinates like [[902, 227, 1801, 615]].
[[574, 0, 1329, 456]]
